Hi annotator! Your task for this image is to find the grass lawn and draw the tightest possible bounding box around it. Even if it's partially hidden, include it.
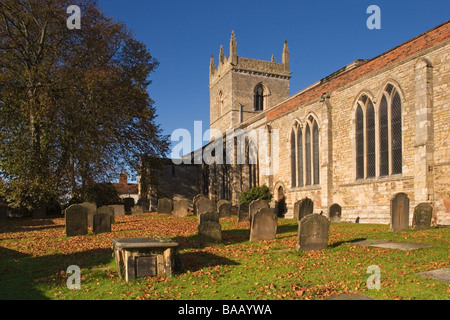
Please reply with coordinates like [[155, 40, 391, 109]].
[[0, 213, 448, 300]]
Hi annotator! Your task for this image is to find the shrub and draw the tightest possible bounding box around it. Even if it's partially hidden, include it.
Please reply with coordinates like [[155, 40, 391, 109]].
[[239, 185, 272, 204]]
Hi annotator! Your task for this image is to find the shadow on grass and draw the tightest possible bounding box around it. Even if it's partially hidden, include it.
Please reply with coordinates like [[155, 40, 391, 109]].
[[179, 251, 240, 273], [0, 217, 62, 234], [0, 246, 113, 300], [276, 223, 298, 235], [329, 238, 368, 248]]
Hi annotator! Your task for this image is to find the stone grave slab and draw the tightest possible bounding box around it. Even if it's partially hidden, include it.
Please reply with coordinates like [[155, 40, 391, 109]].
[[390, 193, 409, 232], [412, 203, 433, 230], [352, 239, 436, 251], [249, 200, 269, 225], [326, 293, 375, 300], [417, 268, 450, 283], [65, 204, 88, 237], [174, 199, 190, 217], [80, 202, 97, 228], [297, 214, 329, 251], [112, 238, 179, 282], [198, 221, 222, 248], [238, 201, 250, 222], [195, 197, 215, 216], [93, 214, 111, 234], [250, 208, 278, 242], [158, 198, 173, 214], [294, 198, 314, 220], [98, 205, 115, 224], [218, 202, 232, 218]]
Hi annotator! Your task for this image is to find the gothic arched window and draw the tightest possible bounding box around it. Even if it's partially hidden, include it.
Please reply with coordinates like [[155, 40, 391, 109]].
[[254, 84, 264, 111]]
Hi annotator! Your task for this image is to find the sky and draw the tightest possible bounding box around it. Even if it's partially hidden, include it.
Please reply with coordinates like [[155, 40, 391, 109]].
[[97, 0, 449, 157]]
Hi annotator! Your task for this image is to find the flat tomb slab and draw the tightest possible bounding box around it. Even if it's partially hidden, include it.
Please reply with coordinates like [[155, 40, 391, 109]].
[[352, 239, 436, 251], [112, 238, 179, 282], [417, 268, 450, 283], [112, 238, 179, 249]]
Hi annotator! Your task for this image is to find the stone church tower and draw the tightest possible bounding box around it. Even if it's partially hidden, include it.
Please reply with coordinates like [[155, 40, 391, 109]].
[[209, 31, 291, 133]]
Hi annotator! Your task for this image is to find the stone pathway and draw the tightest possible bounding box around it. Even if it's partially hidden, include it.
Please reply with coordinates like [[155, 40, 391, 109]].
[[352, 239, 436, 251]]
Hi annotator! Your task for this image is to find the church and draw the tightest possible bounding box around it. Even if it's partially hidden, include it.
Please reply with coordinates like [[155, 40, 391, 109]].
[[141, 21, 450, 226]]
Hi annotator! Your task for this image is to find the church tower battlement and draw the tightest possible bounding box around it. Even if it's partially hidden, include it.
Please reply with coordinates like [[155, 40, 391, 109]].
[[209, 31, 291, 134]]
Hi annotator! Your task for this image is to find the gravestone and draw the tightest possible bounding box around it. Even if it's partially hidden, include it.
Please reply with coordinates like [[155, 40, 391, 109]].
[[123, 198, 135, 215], [294, 198, 314, 220], [193, 194, 208, 214], [218, 202, 232, 218], [195, 197, 215, 216], [412, 203, 433, 230], [230, 205, 238, 216], [250, 208, 278, 242], [131, 206, 144, 215], [198, 221, 222, 248], [249, 200, 269, 225], [217, 200, 229, 210], [198, 210, 220, 224], [390, 193, 409, 232], [109, 205, 125, 217], [158, 198, 173, 214], [80, 202, 97, 228], [297, 214, 330, 251], [174, 199, 190, 217], [93, 214, 111, 234], [329, 203, 342, 222], [98, 206, 115, 224], [238, 202, 250, 222], [65, 204, 88, 237]]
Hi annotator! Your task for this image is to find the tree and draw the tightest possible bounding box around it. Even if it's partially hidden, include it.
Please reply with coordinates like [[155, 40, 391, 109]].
[[0, 0, 169, 211], [238, 185, 273, 204]]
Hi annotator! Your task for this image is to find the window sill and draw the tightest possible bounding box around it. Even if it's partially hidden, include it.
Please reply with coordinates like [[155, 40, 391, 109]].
[[341, 174, 414, 187], [288, 185, 321, 192]]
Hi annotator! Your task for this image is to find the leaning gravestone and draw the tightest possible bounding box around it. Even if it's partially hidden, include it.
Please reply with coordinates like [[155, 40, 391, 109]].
[[297, 214, 330, 251], [294, 198, 314, 220], [123, 198, 135, 215], [412, 203, 433, 230], [218, 202, 232, 218], [238, 202, 250, 222], [93, 214, 111, 234], [158, 198, 173, 214], [174, 199, 190, 217], [250, 208, 278, 242], [80, 202, 97, 228], [390, 193, 410, 232], [249, 200, 269, 226], [98, 206, 115, 224], [65, 204, 88, 237], [329, 203, 342, 222], [195, 197, 215, 216]]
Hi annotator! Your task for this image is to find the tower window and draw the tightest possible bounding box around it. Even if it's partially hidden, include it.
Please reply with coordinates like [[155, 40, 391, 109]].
[[254, 84, 264, 111]]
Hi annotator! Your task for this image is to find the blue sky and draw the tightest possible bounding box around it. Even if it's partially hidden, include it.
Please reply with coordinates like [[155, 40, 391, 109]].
[[97, 0, 449, 154]]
